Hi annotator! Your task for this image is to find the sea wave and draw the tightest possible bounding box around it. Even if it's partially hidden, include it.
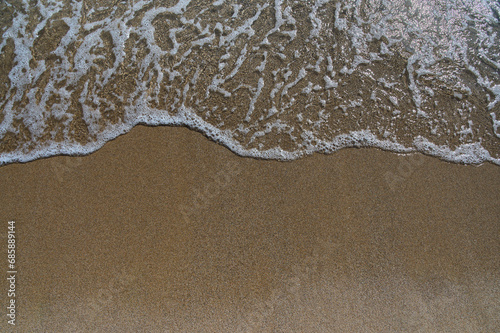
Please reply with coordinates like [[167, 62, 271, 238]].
[[0, 0, 499, 165]]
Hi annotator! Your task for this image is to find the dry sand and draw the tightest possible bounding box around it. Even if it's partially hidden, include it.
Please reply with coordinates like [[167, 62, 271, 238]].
[[0, 125, 499, 332]]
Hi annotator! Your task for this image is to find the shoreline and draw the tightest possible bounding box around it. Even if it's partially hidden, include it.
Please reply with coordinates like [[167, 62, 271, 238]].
[[2, 123, 500, 168]]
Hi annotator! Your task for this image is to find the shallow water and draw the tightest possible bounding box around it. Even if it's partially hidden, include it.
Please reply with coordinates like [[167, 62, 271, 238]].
[[0, 0, 499, 165]]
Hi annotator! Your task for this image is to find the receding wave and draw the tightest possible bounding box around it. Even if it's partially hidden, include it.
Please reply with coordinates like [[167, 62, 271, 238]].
[[1, 0, 499, 165]]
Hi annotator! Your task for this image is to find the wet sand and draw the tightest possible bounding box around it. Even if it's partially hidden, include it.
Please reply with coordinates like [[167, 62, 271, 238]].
[[0, 125, 499, 332]]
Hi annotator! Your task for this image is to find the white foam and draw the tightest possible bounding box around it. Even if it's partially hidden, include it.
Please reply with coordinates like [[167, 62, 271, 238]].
[[219, 4, 268, 47], [324, 76, 338, 89], [491, 113, 500, 139], [245, 78, 265, 122], [1, 0, 499, 167]]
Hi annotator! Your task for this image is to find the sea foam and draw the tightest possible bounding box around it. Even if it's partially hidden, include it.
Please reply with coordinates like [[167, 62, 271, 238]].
[[0, 0, 499, 165]]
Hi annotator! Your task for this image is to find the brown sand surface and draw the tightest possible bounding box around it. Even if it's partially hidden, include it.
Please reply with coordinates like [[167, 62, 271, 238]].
[[0, 125, 499, 332]]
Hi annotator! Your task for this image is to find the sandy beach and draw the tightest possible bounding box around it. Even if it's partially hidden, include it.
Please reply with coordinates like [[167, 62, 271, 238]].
[[0, 125, 498, 332], [1, 0, 500, 331]]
